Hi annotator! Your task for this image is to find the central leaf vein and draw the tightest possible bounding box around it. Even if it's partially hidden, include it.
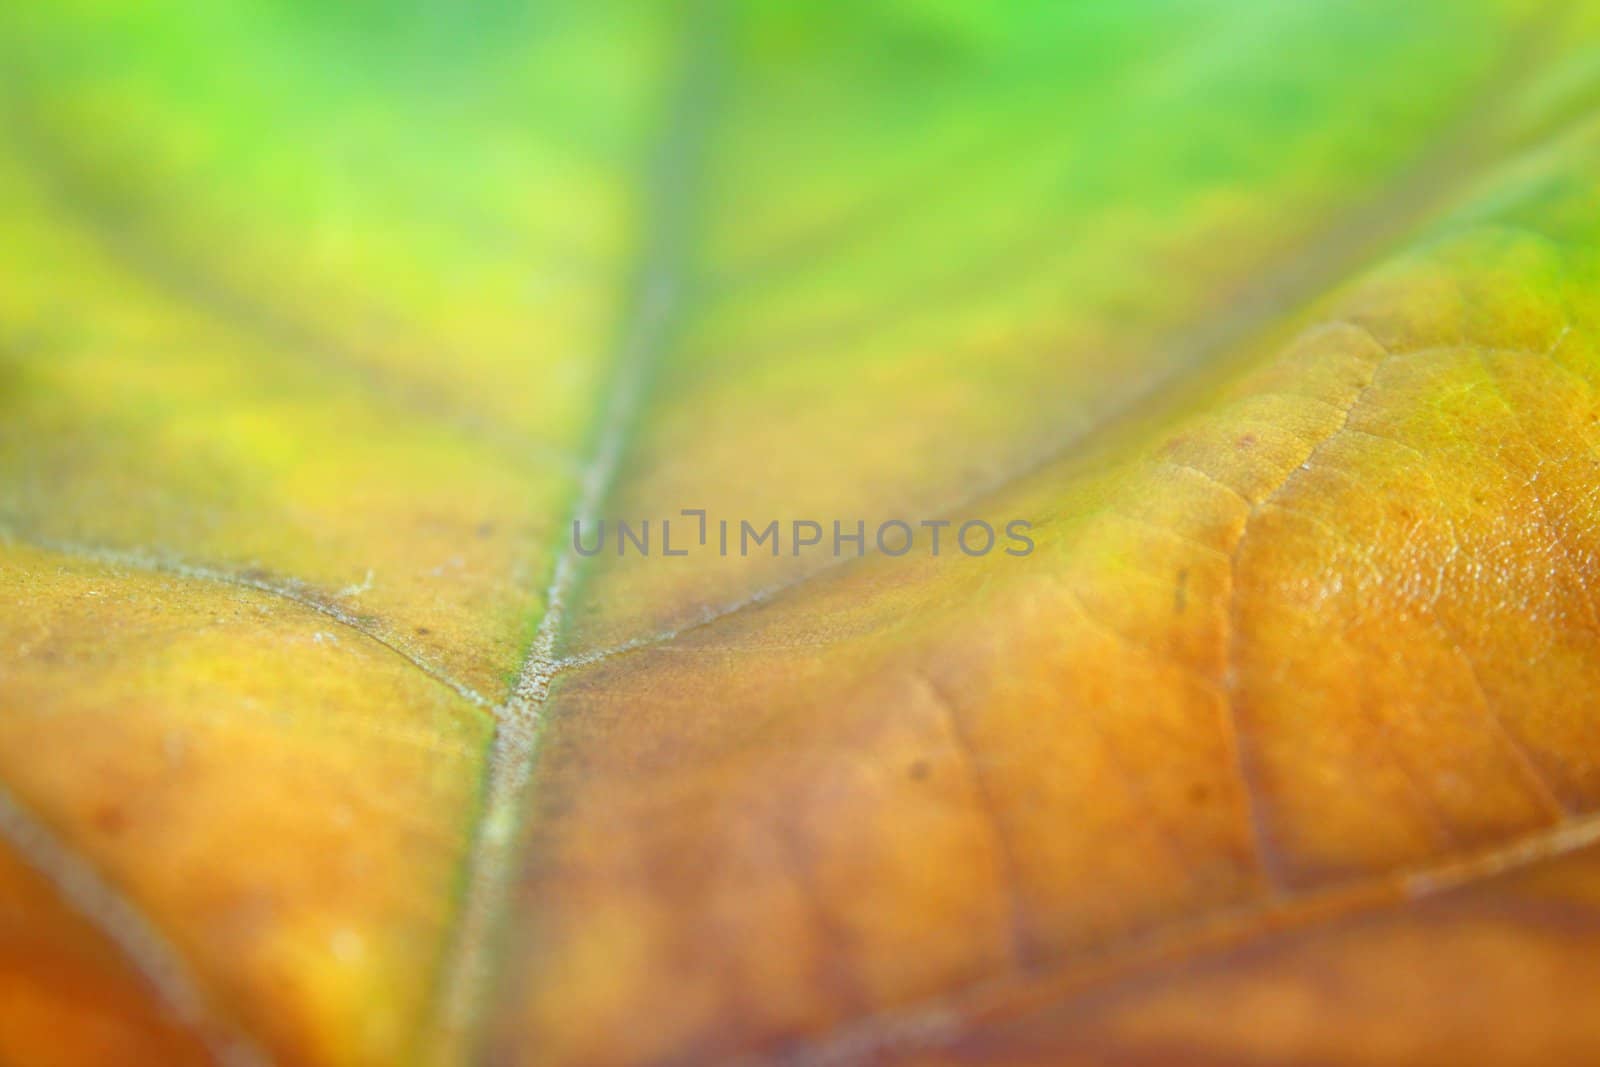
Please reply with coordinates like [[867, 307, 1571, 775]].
[[420, 6, 730, 1061]]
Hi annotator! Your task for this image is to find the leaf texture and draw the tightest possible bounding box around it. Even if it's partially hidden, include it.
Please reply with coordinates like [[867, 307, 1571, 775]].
[[6, 1, 1600, 1065]]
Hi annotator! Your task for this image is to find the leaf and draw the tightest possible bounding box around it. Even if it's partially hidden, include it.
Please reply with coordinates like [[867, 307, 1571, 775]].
[[5, 1, 1600, 1064]]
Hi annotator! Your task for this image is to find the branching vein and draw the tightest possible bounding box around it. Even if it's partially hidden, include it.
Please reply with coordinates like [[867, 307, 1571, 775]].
[[0, 526, 489, 710], [0, 783, 269, 1067]]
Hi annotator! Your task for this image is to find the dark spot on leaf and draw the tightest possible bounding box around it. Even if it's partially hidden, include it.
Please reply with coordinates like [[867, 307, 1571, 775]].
[[908, 759, 931, 781], [1237, 433, 1257, 449], [477, 522, 495, 538], [416, 626, 431, 635], [1188, 783, 1210, 807], [93, 805, 127, 835]]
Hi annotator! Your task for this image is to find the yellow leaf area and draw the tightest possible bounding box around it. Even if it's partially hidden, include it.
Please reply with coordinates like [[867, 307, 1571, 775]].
[[5, 1, 1600, 1065]]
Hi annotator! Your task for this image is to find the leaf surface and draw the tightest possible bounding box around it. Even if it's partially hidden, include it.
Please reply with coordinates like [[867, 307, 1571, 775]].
[[5, 1, 1600, 1064]]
